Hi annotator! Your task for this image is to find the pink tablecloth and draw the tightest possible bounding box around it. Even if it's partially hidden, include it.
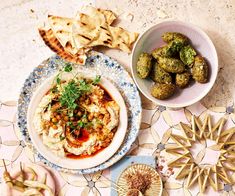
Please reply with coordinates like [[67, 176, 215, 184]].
[[0, 99, 235, 196]]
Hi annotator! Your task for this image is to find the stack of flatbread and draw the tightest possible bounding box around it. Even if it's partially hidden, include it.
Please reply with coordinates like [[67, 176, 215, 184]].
[[39, 6, 139, 64]]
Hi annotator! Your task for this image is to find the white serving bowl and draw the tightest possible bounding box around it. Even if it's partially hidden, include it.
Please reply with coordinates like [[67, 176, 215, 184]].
[[131, 21, 218, 108], [27, 70, 128, 170]]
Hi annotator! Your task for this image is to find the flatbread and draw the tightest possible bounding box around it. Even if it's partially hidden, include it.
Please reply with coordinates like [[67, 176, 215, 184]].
[[108, 26, 139, 53], [39, 6, 138, 64], [74, 13, 139, 53], [77, 6, 116, 25], [48, 6, 116, 54], [38, 28, 88, 64], [48, 15, 99, 53], [48, 15, 79, 55]]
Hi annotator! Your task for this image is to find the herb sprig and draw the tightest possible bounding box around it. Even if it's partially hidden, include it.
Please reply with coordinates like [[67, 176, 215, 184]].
[[93, 75, 101, 85], [53, 64, 101, 116], [59, 80, 81, 111]]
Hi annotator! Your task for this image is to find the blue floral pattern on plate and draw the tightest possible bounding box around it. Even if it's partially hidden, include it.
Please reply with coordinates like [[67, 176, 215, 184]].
[[17, 51, 142, 174]]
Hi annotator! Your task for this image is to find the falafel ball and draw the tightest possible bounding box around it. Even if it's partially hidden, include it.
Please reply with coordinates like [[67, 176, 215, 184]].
[[192, 55, 209, 83], [158, 56, 185, 73], [176, 72, 191, 88], [151, 83, 176, 100], [136, 53, 153, 79], [151, 62, 172, 84]]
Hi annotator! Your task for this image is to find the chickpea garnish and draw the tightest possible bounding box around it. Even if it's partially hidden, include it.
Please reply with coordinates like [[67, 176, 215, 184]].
[[56, 115, 61, 120], [52, 125, 58, 129], [77, 111, 82, 117], [52, 118, 58, 123], [88, 113, 94, 121], [64, 116, 69, 121]]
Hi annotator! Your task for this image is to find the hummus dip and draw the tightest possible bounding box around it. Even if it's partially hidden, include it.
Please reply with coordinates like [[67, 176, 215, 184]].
[[33, 75, 120, 158]]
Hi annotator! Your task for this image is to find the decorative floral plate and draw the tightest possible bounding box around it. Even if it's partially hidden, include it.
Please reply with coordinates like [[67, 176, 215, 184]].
[[17, 51, 142, 174]]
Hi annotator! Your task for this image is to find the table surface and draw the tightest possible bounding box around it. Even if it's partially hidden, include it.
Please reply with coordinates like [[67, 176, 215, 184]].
[[1, 0, 235, 196]]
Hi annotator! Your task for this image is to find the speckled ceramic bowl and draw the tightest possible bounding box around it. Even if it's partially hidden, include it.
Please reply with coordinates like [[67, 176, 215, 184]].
[[131, 20, 218, 108]]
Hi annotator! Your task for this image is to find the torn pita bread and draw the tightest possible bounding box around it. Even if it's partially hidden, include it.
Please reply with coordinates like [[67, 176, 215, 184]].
[[48, 15, 80, 55], [38, 28, 88, 64], [76, 6, 116, 26], [109, 26, 139, 53], [39, 6, 138, 64], [48, 7, 116, 55], [74, 13, 138, 53]]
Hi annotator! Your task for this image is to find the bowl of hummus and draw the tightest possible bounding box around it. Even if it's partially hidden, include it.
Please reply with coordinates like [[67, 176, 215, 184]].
[[27, 69, 128, 170]]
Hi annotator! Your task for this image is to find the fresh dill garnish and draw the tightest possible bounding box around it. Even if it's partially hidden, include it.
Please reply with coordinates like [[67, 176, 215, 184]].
[[64, 63, 73, 72], [56, 77, 61, 85], [93, 75, 101, 85]]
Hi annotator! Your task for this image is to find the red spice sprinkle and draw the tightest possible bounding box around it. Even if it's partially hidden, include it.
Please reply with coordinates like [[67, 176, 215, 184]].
[[124, 171, 152, 195]]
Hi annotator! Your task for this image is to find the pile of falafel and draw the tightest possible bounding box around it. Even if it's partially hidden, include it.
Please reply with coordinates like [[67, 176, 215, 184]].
[[136, 32, 209, 100]]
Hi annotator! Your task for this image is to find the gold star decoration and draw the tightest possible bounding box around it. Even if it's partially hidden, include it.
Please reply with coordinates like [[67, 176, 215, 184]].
[[165, 114, 235, 193]]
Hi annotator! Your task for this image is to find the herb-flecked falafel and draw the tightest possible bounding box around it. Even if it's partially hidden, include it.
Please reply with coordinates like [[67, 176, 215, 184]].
[[158, 56, 185, 73], [151, 62, 172, 84], [192, 55, 208, 83], [151, 83, 176, 100], [136, 53, 153, 79], [176, 72, 191, 88]]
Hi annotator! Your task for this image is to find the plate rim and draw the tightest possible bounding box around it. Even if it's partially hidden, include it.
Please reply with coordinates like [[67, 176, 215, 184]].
[[17, 51, 142, 174], [26, 71, 128, 170]]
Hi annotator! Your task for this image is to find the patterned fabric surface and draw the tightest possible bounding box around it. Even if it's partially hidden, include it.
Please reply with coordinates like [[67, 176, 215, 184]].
[[0, 99, 235, 196]]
